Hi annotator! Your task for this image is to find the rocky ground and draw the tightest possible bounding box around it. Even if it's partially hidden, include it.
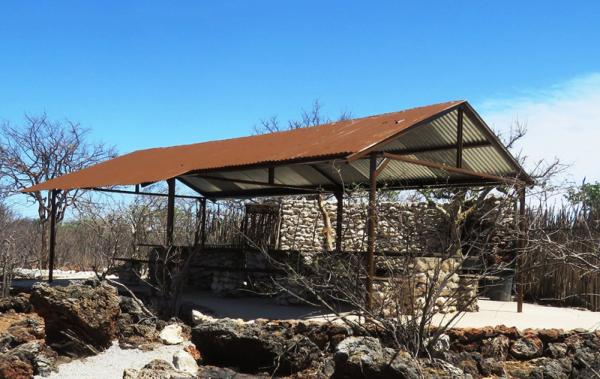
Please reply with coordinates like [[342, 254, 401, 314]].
[[186, 312, 600, 378], [0, 281, 196, 379], [0, 281, 598, 378]]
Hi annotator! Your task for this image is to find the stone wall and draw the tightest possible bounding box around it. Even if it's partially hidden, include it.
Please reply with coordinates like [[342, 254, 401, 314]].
[[122, 195, 516, 314], [275, 195, 516, 313], [373, 257, 479, 315], [279, 197, 448, 254], [183, 247, 306, 296], [278, 195, 517, 261]]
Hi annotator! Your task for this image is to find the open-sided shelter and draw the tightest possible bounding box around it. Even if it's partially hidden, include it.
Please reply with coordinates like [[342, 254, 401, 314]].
[[24, 100, 533, 310]]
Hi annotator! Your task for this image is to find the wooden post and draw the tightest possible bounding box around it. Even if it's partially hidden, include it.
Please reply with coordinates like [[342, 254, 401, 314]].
[[456, 107, 464, 168], [335, 191, 344, 252], [516, 186, 526, 312], [366, 153, 378, 310], [48, 189, 58, 283], [166, 178, 176, 246]]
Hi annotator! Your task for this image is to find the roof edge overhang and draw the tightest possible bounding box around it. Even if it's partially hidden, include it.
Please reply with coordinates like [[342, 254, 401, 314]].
[[20, 100, 534, 196], [345, 100, 534, 186]]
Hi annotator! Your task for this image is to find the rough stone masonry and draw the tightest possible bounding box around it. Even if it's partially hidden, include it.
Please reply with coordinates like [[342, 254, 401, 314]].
[[123, 195, 515, 313]]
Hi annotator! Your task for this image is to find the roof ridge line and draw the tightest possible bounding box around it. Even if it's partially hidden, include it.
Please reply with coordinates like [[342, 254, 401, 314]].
[[128, 100, 466, 154]]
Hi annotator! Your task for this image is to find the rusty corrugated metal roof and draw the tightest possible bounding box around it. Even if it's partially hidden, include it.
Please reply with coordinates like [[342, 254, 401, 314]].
[[24, 101, 466, 192]]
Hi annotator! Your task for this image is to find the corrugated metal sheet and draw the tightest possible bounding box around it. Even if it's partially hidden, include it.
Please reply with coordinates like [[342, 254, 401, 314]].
[[24, 101, 464, 192], [379, 109, 486, 152], [23, 100, 529, 197]]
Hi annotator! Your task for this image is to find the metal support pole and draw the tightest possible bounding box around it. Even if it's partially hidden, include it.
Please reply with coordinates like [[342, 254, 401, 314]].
[[516, 186, 526, 312], [366, 153, 378, 310], [166, 178, 176, 246], [201, 198, 207, 249], [268, 167, 275, 185], [48, 189, 58, 283], [335, 191, 344, 252], [456, 107, 464, 168]]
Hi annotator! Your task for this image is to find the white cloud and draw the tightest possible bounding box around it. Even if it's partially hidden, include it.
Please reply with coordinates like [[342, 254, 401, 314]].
[[479, 73, 600, 184]]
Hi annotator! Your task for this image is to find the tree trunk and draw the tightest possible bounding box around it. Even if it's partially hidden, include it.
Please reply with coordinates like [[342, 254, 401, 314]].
[[40, 220, 48, 269], [316, 194, 334, 252]]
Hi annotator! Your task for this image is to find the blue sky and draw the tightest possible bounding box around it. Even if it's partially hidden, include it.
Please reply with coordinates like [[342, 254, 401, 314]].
[[2, 1, 600, 210]]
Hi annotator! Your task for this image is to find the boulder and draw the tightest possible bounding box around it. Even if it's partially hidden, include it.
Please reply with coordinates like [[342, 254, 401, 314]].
[[332, 336, 420, 379], [503, 358, 569, 379], [196, 365, 268, 378], [159, 324, 184, 345], [30, 282, 121, 357], [191, 318, 321, 375], [537, 329, 563, 343], [0, 313, 45, 352], [481, 334, 510, 360], [443, 351, 480, 377], [0, 312, 57, 377], [425, 334, 450, 356], [119, 296, 146, 322], [122, 359, 195, 379], [172, 349, 198, 375], [10, 340, 57, 377], [0, 354, 33, 379], [494, 325, 520, 339], [480, 357, 506, 377], [117, 315, 159, 350], [510, 335, 543, 359], [0, 294, 32, 314], [546, 342, 568, 359], [421, 359, 465, 378], [191, 309, 218, 326], [572, 348, 600, 378], [564, 333, 585, 351]]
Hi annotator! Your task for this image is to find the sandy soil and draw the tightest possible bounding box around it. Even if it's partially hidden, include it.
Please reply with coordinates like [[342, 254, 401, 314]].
[[35, 342, 189, 379], [307, 300, 600, 331], [14, 268, 117, 281], [177, 291, 600, 330], [435, 299, 600, 330]]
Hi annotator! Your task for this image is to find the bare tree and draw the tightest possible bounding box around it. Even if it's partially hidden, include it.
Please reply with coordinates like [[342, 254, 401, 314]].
[[253, 99, 352, 134], [0, 202, 38, 296], [0, 114, 116, 268], [254, 100, 350, 251]]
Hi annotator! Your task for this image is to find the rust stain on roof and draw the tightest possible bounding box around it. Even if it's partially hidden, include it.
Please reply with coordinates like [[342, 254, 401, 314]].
[[24, 101, 464, 192]]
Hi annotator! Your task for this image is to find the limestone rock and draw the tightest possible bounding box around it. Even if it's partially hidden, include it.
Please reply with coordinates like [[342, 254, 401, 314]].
[[159, 324, 183, 345], [30, 282, 121, 357], [122, 359, 194, 379], [547, 342, 568, 359], [333, 336, 420, 379], [172, 349, 198, 375], [510, 335, 543, 359], [481, 335, 510, 360], [191, 309, 217, 326], [421, 358, 465, 378]]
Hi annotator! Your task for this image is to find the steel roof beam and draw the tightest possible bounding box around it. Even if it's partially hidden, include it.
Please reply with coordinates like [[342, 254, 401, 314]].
[[194, 174, 325, 193], [383, 152, 524, 186], [386, 140, 491, 156]]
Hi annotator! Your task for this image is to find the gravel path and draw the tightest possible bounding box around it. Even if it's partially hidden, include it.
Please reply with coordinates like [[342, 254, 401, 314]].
[[36, 342, 187, 379]]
